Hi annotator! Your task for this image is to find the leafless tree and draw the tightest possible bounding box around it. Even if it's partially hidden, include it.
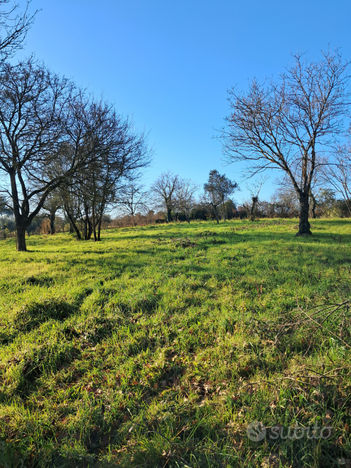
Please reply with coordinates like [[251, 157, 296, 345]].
[[221, 50, 350, 235], [115, 182, 150, 226], [151, 172, 180, 222], [57, 99, 151, 241], [270, 180, 299, 218], [42, 191, 61, 234], [246, 176, 267, 220], [321, 143, 351, 216], [0, 0, 37, 60], [176, 179, 198, 223], [0, 58, 85, 251], [59, 173, 85, 239], [94, 119, 151, 240]]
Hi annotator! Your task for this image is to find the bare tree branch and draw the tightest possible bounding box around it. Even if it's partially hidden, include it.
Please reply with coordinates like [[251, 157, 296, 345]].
[[0, 1, 38, 60]]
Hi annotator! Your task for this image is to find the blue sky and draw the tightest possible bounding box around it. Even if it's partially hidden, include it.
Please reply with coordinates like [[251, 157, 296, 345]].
[[15, 0, 351, 204]]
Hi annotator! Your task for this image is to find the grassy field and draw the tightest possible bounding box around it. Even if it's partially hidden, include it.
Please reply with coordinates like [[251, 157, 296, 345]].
[[0, 219, 351, 467]]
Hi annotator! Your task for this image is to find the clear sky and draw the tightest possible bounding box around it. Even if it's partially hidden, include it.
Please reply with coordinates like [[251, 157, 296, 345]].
[[15, 0, 351, 204]]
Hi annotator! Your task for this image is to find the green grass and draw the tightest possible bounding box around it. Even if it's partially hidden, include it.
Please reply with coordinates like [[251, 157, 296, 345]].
[[0, 219, 351, 467]]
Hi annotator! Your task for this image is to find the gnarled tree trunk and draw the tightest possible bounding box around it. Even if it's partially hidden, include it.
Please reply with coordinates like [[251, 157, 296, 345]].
[[296, 192, 312, 236], [250, 196, 258, 221], [167, 207, 172, 223], [16, 225, 27, 251], [49, 210, 56, 234]]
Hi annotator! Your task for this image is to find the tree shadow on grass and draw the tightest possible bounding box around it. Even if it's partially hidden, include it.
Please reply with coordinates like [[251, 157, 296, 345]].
[[13, 344, 81, 397], [15, 288, 94, 332], [0, 288, 94, 345], [219, 230, 351, 245], [13, 299, 78, 332]]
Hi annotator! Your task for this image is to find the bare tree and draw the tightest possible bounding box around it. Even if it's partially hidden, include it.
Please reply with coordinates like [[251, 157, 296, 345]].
[[93, 119, 151, 241], [0, 58, 94, 251], [176, 179, 198, 223], [59, 174, 85, 240], [0, 0, 37, 60], [57, 100, 151, 241], [322, 143, 351, 216], [151, 172, 180, 222], [221, 50, 350, 235], [246, 176, 267, 221], [42, 191, 61, 234], [115, 182, 150, 226], [270, 180, 299, 218]]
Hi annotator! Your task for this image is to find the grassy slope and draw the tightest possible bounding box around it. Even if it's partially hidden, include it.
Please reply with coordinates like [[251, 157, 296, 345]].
[[0, 219, 351, 467]]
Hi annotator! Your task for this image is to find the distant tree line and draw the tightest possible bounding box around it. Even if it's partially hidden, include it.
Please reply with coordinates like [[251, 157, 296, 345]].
[[108, 169, 351, 228], [2, 159, 351, 240]]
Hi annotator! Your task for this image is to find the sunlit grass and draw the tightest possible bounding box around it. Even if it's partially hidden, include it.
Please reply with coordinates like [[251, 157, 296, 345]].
[[0, 218, 350, 467]]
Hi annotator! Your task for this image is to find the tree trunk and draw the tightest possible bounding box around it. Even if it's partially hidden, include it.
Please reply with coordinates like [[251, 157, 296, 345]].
[[167, 207, 172, 223], [11, 172, 28, 251], [311, 203, 317, 219], [97, 219, 102, 241], [310, 191, 317, 219], [222, 201, 226, 221], [83, 204, 89, 239], [96, 203, 105, 241], [92, 204, 97, 242], [65, 209, 81, 240], [250, 197, 258, 221], [214, 207, 219, 224], [83, 218, 87, 240], [87, 219, 93, 240], [49, 210, 56, 234], [16, 225, 27, 251], [297, 192, 312, 236]]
